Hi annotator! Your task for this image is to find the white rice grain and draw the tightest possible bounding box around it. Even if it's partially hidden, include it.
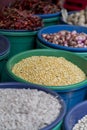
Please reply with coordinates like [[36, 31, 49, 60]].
[[0, 89, 61, 130]]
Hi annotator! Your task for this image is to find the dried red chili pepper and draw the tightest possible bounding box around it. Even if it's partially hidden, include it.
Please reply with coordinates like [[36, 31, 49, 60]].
[[11, 0, 61, 14], [31, 1, 60, 14], [0, 8, 44, 30], [0, 0, 61, 30]]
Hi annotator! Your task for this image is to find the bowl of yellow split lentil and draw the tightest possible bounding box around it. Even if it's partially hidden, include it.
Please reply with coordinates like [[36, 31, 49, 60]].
[[6, 49, 87, 111]]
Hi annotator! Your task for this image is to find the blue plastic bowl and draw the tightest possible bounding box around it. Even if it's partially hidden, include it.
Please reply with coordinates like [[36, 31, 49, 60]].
[[64, 101, 87, 130], [0, 82, 66, 130], [37, 25, 87, 52], [36, 12, 61, 19], [55, 86, 87, 111]]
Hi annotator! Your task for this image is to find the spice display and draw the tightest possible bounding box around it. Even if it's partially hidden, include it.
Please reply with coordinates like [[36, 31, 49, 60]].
[[42, 30, 87, 48], [12, 56, 86, 86], [0, 88, 61, 129], [11, 0, 61, 14], [0, 8, 43, 30], [0, 0, 61, 30], [72, 115, 87, 130], [66, 8, 87, 26]]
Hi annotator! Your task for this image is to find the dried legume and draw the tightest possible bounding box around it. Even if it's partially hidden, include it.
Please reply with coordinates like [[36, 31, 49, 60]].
[[0, 88, 61, 130], [72, 115, 87, 130], [12, 56, 86, 86], [42, 30, 87, 48]]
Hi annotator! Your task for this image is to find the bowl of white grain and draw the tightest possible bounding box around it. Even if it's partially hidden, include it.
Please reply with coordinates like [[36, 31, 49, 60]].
[[0, 82, 66, 130]]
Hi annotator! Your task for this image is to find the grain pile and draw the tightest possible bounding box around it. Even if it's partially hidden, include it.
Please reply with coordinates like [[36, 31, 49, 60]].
[[72, 115, 87, 130], [12, 56, 86, 86], [0, 88, 61, 130]]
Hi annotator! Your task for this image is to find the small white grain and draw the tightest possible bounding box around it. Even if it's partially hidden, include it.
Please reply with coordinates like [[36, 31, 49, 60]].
[[0, 89, 62, 130]]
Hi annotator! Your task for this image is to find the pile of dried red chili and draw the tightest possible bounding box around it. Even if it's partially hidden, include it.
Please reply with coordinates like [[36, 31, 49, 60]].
[[0, 0, 61, 30], [0, 8, 43, 30], [12, 0, 61, 14]]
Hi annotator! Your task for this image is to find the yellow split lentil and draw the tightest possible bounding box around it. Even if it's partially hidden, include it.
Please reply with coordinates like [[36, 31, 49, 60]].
[[12, 56, 86, 86]]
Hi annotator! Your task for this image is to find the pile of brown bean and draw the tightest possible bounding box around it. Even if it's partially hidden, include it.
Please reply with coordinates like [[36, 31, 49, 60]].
[[42, 30, 87, 48], [12, 56, 86, 86]]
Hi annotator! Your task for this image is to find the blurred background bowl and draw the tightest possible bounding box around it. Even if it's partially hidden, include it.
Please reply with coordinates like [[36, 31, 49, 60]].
[[0, 35, 10, 81], [0, 29, 39, 58], [64, 100, 87, 130]]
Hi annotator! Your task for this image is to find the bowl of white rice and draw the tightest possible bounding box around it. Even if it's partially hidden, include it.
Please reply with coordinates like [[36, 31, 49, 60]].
[[0, 82, 66, 130]]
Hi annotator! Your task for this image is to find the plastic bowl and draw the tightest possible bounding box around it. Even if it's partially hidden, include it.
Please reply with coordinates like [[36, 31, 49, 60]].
[[0, 35, 10, 81], [64, 100, 87, 130], [0, 82, 66, 130], [36, 38, 51, 49], [0, 29, 38, 57], [37, 12, 61, 19], [36, 12, 61, 26], [6, 49, 87, 111], [37, 25, 87, 52]]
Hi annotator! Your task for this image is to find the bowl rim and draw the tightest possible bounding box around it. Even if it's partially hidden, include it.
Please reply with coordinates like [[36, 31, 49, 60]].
[[35, 11, 61, 19], [0, 27, 41, 33]]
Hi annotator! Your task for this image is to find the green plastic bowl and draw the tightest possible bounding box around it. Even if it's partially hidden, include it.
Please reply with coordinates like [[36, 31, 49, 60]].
[[36, 38, 52, 49], [43, 17, 60, 27], [53, 121, 62, 130], [6, 49, 87, 111], [37, 12, 61, 26], [0, 30, 38, 57], [36, 37, 87, 60]]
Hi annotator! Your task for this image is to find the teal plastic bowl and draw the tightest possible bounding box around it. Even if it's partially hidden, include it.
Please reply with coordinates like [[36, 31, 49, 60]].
[[36, 12, 61, 26], [0, 30, 38, 57], [36, 39, 87, 60], [36, 38, 52, 49], [0, 35, 10, 81], [43, 17, 60, 27], [6, 49, 87, 111]]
